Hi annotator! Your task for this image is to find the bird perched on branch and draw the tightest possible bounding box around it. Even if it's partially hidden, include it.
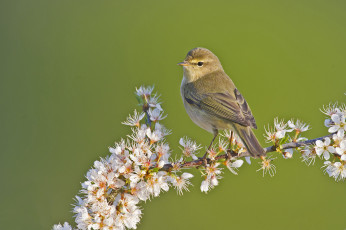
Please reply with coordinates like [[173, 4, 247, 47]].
[[178, 47, 265, 158]]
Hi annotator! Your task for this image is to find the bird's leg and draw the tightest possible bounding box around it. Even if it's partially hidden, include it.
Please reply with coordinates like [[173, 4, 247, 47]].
[[202, 130, 218, 161], [229, 131, 234, 148], [227, 131, 234, 159]]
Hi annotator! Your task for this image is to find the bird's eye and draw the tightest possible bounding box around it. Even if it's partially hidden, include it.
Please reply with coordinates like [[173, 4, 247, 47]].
[[197, 62, 204, 67]]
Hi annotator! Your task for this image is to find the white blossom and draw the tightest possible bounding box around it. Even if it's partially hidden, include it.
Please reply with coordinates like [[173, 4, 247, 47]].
[[323, 161, 346, 181], [154, 123, 172, 136], [207, 149, 218, 161], [287, 119, 310, 133], [128, 126, 147, 143], [300, 146, 316, 166], [146, 171, 170, 197], [148, 93, 163, 111], [171, 173, 194, 195], [226, 159, 244, 175], [52, 222, 73, 230], [336, 140, 346, 161], [122, 110, 145, 127], [179, 137, 201, 160], [264, 118, 292, 143], [257, 157, 276, 177], [200, 163, 223, 193], [320, 103, 340, 116], [155, 143, 171, 164], [217, 139, 229, 152], [274, 118, 291, 138], [315, 137, 335, 160], [220, 130, 245, 150], [328, 113, 346, 135], [148, 108, 167, 122], [146, 128, 163, 143], [136, 85, 154, 97], [333, 131, 345, 145], [200, 180, 210, 193]]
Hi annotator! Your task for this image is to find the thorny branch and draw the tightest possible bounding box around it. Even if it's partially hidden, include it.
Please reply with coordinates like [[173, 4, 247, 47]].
[[160, 133, 335, 171]]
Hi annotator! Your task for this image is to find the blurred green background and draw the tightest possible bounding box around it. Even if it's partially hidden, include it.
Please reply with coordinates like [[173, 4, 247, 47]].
[[1, 0, 345, 229]]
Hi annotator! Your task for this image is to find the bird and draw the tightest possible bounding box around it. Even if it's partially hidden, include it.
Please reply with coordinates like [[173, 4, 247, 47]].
[[178, 47, 265, 158]]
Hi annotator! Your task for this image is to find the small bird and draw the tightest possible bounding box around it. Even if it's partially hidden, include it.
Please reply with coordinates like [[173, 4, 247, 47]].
[[178, 47, 265, 157]]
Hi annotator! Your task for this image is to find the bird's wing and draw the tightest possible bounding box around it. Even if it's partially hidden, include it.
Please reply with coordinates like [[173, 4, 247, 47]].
[[233, 88, 257, 129], [184, 85, 257, 129]]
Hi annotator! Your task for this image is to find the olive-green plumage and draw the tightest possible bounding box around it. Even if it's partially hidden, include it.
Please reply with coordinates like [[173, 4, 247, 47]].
[[178, 47, 265, 157]]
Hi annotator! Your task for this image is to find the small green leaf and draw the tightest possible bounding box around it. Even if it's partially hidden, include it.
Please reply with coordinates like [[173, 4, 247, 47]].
[[149, 168, 159, 173], [280, 135, 290, 145]]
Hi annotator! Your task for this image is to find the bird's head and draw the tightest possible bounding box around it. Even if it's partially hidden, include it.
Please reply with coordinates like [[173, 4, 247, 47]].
[[178, 47, 223, 82]]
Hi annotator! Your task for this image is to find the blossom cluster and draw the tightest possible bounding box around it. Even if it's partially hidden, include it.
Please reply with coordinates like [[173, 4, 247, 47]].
[[54, 86, 194, 230], [262, 102, 346, 180], [259, 118, 311, 176], [53, 87, 345, 230], [320, 103, 346, 181], [194, 130, 248, 193]]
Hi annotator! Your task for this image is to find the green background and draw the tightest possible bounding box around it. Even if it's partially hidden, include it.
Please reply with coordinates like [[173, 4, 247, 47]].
[[1, 0, 345, 229]]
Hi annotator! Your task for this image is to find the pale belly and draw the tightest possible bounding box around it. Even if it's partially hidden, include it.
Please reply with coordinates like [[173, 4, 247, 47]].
[[180, 78, 234, 134]]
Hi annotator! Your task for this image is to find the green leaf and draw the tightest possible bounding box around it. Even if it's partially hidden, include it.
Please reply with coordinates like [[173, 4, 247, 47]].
[[149, 168, 159, 173], [279, 135, 290, 145], [135, 94, 143, 104]]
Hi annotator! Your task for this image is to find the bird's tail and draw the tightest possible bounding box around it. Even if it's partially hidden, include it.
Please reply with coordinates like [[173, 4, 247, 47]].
[[233, 124, 265, 158]]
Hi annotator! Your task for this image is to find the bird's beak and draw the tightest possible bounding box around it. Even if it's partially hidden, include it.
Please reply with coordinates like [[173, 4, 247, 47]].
[[177, 61, 190, 66]]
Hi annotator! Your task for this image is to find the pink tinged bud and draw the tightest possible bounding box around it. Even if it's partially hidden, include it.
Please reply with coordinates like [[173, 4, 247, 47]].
[[284, 152, 293, 159], [324, 119, 332, 128]]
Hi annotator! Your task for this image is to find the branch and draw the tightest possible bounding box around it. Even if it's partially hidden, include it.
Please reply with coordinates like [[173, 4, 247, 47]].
[[161, 133, 334, 171], [56, 86, 345, 229]]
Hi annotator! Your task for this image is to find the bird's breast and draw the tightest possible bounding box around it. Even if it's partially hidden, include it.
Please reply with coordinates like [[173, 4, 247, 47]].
[[180, 76, 233, 134]]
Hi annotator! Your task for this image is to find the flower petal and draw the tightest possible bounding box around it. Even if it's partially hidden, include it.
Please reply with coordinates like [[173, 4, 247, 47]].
[[323, 151, 330, 160], [287, 120, 295, 129], [328, 126, 339, 133], [336, 147, 343, 155], [315, 140, 324, 148], [315, 148, 323, 156], [327, 146, 336, 153], [341, 154, 346, 161], [325, 137, 331, 146], [200, 180, 209, 193], [232, 160, 244, 168], [181, 173, 194, 179], [331, 114, 340, 123]]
